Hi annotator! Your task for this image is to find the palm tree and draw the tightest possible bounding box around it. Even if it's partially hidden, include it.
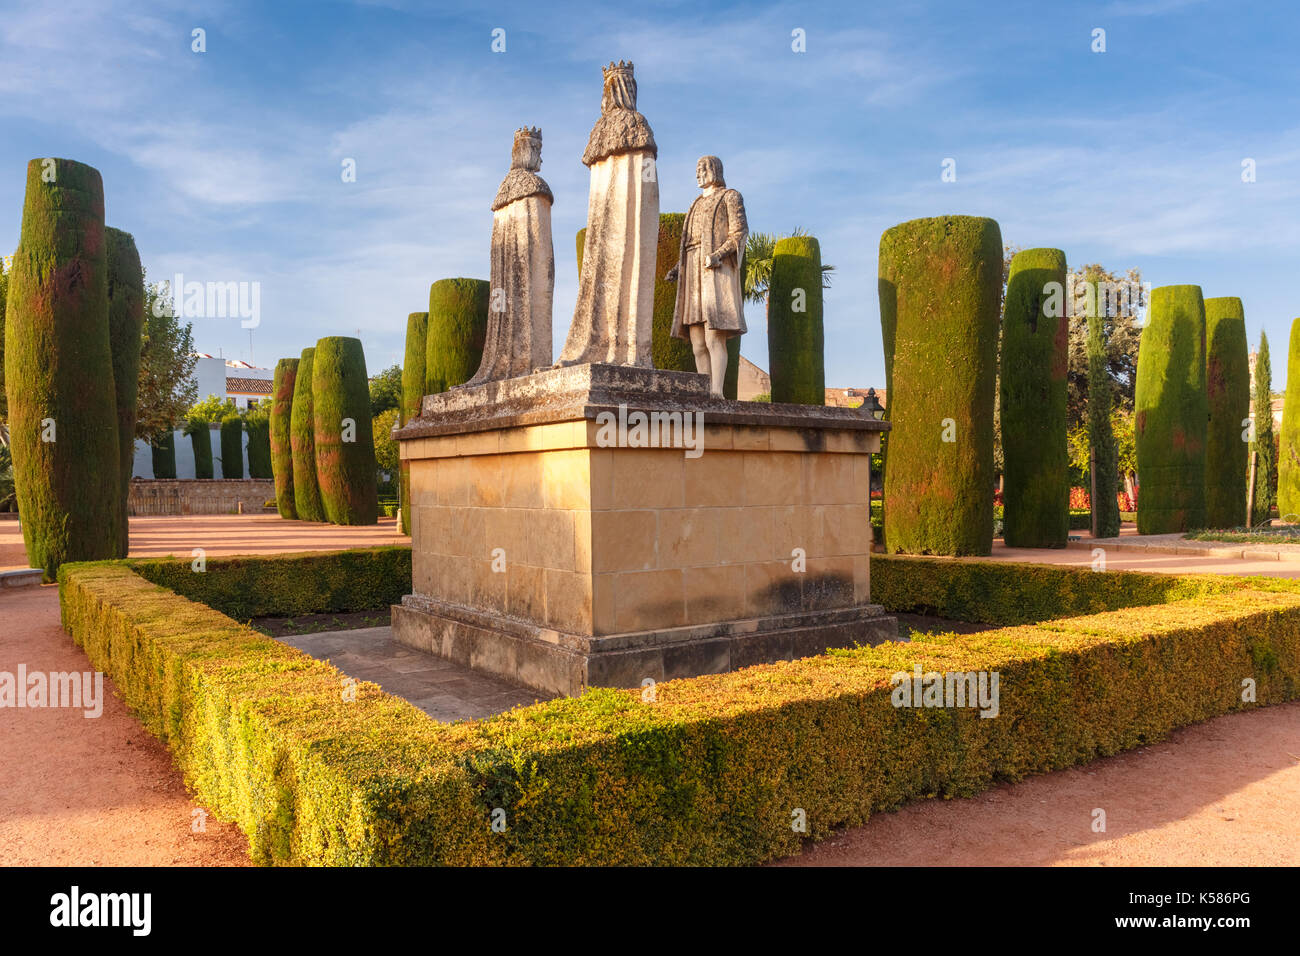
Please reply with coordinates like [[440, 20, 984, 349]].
[[742, 227, 835, 305]]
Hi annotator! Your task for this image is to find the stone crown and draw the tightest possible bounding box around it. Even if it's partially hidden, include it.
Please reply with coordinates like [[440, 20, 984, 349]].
[[602, 60, 634, 79]]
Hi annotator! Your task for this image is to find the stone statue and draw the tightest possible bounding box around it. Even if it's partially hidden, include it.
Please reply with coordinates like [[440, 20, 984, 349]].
[[466, 126, 555, 385], [557, 61, 660, 368], [665, 156, 748, 397]]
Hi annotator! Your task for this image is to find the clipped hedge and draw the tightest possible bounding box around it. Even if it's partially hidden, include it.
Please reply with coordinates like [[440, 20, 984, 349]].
[[1136, 285, 1208, 533], [270, 358, 298, 518], [400, 312, 429, 535], [426, 278, 488, 395], [653, 212, 696, 372], [189, 422, 214, 479], [129, 546, 411, 620], [58, 549, 1300, 866], [151, 432, 177, 480], [312, 336, 377, 525], [1278, 317, 1300, 519], [1000, 248, 1069, 548], [878, 215, 1003, 556], [106, 227, 145, 558], [291, 346, 325, 522], [1204, 298, 1249, 528], [6, 157, 120, 578], [767, 235, 825, 404], [220, 415, 244, 479], [245, 412, 272, 479]]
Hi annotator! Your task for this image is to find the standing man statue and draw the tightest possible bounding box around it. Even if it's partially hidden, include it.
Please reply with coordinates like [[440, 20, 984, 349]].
[[557, 61, 659, 368], [665, 155, 748, 397], [466, 126, 555, 385]]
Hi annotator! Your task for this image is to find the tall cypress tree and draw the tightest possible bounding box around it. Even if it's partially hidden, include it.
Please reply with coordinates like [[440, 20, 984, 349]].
[[1252, 331, 1277, 525], [1086, 275, 1121, 538]]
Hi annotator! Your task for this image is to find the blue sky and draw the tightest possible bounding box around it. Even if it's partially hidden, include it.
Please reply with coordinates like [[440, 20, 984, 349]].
[[2, 0, 1298, 387]]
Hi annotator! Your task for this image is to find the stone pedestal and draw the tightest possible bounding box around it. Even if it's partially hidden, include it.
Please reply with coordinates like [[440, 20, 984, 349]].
[[392, 364, 896, 697]]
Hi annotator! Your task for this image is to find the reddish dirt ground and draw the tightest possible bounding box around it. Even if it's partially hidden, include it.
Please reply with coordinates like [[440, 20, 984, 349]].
[[0, 584, 250, 866], [2, 514, 1297, 866], [778, 701, 1300, 866]]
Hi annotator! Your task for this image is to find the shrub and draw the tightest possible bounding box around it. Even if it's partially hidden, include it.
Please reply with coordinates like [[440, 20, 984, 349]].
[[400, 312, 428, 535], [188, 420, 214, 479], [426, 278, 488, 395], [58, 550, 1300, 865], [1204, 298, 1249, 528], [244, 405, 272, 479], [1000, 248, 1069, 548], [270, 358, 299, 517], [220, 415, 244, 479], [1252, 331, 1277, 524], [767, 235, 825, 404], [291, 346, 325, 521], [312, 336, 378, 525], [151, 432, 177, 479], [129, 546, 410, 619], [1278, 318, 1300, 520], [1083, 273, 1121, 538], [1136, 285, 1207, 533], [106, 227, 145, 558], [878, 215, 1002, 556], [5, 158, 120, 579], [653, 212, 696, 372]]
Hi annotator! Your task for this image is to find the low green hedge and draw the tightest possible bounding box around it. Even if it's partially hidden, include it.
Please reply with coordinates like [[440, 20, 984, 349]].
[[58, 551, 1300, 865], [872, 553, 1244, 624], [129, 546, 411, 621]]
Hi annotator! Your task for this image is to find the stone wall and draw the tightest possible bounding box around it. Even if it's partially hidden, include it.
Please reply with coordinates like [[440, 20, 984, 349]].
[[127, 478, 275, 516]]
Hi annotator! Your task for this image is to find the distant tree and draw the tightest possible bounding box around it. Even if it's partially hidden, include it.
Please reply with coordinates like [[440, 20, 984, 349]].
[[373, 407, 400, 494], [369, 364, 402, 418], [136, 273, 198, 440], [742, 228, 834, 304], [1252, 331, 1278, 524], [187, 394, 238, 423]]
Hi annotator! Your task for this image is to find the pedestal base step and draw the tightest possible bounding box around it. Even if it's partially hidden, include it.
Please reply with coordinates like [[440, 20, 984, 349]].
[[392, 594, 901, 698]]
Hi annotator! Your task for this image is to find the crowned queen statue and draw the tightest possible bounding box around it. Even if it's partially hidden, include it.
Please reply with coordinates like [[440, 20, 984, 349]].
[[557, 61, 660, 368], [466, 126, 555, 385]]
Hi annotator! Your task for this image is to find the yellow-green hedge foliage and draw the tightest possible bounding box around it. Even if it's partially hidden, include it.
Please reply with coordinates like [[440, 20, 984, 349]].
[[58, 552, 1300, 866]]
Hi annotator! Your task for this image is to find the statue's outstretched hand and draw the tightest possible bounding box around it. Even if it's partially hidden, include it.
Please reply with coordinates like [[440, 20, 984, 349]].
[[664, 265, 679, 282]]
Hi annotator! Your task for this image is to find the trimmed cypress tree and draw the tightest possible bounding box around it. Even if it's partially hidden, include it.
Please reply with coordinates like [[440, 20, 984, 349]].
[[313, 336, 378, 525], [245, 409, 272, 479], [1252, 331, 1277, 525], [1084, 275, 1121, 538], [878, 215, 1002, 556], [400, 311, 429, 535], [151, 432, 176, 479], [576, 228, 586, 278], [1278, 319, 1300, 519], [1204, 297, 1250, 527], [5, 158, 120, 578], [767, 235, 825, 404], [220, 414, 244, 479], [189, 420, 214, 479], [426, 279, 488, 394], [105, 227, 145, 557], [291, 346, 325, 521], [270, 358, 298, 517], [1000, 248, 1069, 547], [724, 335, 741, 400], [653, 213, 696, 372], [0, 257, 7, 421], [1135, 285, 1208, 533]]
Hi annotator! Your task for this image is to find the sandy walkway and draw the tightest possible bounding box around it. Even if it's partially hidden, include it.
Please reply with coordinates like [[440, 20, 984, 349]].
[[777, 701, 1300, 866], [0, 584, 250, 866]]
